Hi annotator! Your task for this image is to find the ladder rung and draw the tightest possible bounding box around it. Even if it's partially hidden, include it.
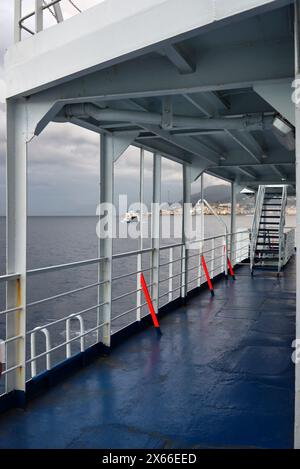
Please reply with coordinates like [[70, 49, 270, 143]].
[[263, 204, 282, 207], [259, 222, 280, 225], [256, 242, 279, 246], [254, 257, 279, 261]]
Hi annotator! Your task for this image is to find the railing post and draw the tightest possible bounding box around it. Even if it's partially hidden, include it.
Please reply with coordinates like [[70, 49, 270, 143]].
[[223, 235, 228, 277], [230, 182, 237, 266], [210, 238, 215, 277], [6, 100, 27, 402], [197, 243, 201, 287], [14, 0, 22, 43], [35, 0, 43, 33], [151, 154, 161, 313], [137, 149, 144, 321], [168, 247, 173, 302], [181, 165, 192, 298]]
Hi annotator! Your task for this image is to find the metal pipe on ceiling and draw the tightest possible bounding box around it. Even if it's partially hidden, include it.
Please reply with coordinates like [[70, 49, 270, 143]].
[[64, 103, 275, 131]]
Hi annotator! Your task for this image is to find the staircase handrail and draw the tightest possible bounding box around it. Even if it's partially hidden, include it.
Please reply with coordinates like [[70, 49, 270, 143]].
[[278, 185, 287, 272], [195, 198, 229, 276], [250, 185, 265, 271]]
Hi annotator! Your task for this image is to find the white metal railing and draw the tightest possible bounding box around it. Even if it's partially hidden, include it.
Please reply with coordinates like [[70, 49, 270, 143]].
[[14, 0, 84, 42], [194, 198, 229, 276], [278, 185, 288, 272], [184, 230, 249, 294], [250, 185, 265, 272], [284, 227, 295, 265], [0, 230, 250, 397], [0, 273, 23, 394]]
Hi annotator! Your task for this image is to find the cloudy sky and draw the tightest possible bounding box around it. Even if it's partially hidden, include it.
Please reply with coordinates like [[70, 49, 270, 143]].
[[0, 0, 216, 216]]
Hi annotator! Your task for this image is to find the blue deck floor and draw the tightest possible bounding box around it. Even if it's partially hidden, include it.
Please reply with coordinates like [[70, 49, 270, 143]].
[[0, 260, 296, 449]]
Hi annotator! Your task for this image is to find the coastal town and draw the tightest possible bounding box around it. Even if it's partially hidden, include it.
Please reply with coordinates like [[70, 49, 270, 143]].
[[158, 202, 296, 216]]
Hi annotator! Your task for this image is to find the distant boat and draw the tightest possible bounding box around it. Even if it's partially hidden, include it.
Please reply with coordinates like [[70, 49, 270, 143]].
[[122, 211, 139, 223]]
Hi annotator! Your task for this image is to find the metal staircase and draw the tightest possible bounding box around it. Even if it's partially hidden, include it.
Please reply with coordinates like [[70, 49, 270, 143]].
[[250, 185, 287, 275]]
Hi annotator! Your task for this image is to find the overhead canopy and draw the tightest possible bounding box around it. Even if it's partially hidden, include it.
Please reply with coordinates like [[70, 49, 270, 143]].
[[5, 0, 295, 192]]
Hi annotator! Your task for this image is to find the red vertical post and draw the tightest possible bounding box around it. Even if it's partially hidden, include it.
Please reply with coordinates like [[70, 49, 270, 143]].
[[227, 257, 236, 280], [201, 255, 214, 296], [140, 273, 162, 335]]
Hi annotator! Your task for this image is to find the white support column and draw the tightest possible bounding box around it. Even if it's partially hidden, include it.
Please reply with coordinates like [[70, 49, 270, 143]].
[[14, 0, 22, 43], [35, 0, 43, 33], [136, 148, 144, 321], [97, 133, 137, 341], [181, 165, 192, 298], [294, 0, 300, 449], [6, 99, 27, 399], [200, 173, 205, 241], [97, 134, 114, 347], [151, 154, 161, 313], [230, 182, 237, 266]]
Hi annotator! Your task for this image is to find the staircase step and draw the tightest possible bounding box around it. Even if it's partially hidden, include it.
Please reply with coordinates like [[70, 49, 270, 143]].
[[256, 242, 279, 246], [259, 222, 280, 225], [258, 230, 279, 238], [254, 257, 279, 261], [255, 249, 279, 253], [263, 204, 282, 207], [260, 216, 281, 219], [261, 209, 281, 214]]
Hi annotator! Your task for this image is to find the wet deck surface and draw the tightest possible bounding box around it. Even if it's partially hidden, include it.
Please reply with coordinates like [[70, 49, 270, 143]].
[[0, 260, 296, 449]]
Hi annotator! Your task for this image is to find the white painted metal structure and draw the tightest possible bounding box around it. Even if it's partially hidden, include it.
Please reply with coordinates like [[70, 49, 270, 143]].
[[3, 0, 298, 446]]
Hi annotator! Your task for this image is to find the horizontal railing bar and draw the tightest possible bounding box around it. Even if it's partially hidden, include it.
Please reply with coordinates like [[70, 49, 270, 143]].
[[26, 301, 108, 334], [212, 264, 225, 273], [0, 273, 20, 283], [159, 242, 184, 251], [3, 334, 23, 345], [26, 321, 107, 364], [159, 272, 182, 283], [27, 281, 107, 308], [112, 288, 140, 303], [112, 266, 152, 282], [234, 246, 249, 254], [112, 302, 147, 322], [159, 286, 181, 299], [187, 274, 204, 285], [113, 247, 153, 260], [1, 363, 22, 376], [27, 256, 106, 276], [187, 264, 202, 273], [0, 306, 22, 317], [189, 230, 249, 245], [159, 257, 183, 268]]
